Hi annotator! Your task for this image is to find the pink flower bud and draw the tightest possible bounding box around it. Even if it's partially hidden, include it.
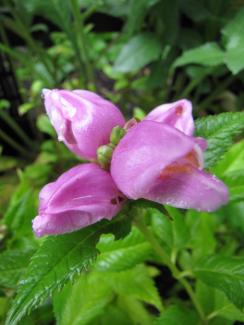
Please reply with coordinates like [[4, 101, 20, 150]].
[[32, 163, 124, 236], [42, 89, 125, 159]]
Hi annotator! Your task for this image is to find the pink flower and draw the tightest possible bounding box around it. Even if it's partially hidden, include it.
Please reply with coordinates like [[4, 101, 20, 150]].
[[34, 92, 228, 236], [111, 100, 228, 211], [32, 163, 124, 236], [42, 89, 125, 159]]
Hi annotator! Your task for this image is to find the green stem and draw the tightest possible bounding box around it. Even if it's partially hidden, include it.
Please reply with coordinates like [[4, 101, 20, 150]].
[[133, 215, 206, 323], [69, 0, 95, 87], [0, 111, 33, 148]]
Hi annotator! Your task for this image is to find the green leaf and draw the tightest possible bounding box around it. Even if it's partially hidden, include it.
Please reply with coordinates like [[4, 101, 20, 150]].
[[222, 169, 244, 202], [0, 99, 10, 110], [53, 272, 113, 325], [186, 211, 216, 260], [213, 140, 244, 203], [222, 201, 244, 234], [154, 304, 197, 325], [6, 217, 129, 325], [124, 0, 160, 36], [18, 103, 34, 116], [214, 140, 244, 176], [211, 290, 244, 322], [114, 33, 162, 73], [54, 264, 162, 325], [4, 179, 37, 236], [92, 304, 133, 325], [105, 265, 163, 311], [166, 207, 190, 250], [196, 281, 244, 322], [194, 255, 244, 310], [0, 156, 18, 172], [95, 227, 152, 272], [0, 250, 34, 288], [174, 43, 224, 68], [222, 8, 244, 74], [195, 112, 244, 168], [36, 114, 56, 137], [151, 208, 189, 253]]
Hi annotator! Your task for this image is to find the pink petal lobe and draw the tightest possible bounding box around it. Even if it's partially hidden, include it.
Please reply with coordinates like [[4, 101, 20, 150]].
[[145, 99, 194, 135], [33, 163, 124, 237], [144, 168, 229, 211]]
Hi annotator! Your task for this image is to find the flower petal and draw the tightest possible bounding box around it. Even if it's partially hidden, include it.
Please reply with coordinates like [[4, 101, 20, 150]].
[[145, 99, 194, 135], [43, 89, 125, 159], [33, 163, 124, 236], [111, 120, 195, 199], [140, 168, 229, 212]]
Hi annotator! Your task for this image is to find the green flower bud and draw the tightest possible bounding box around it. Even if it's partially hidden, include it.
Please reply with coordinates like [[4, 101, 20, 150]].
[[110, 126, 126, 145], [97, 144, 114, 169]]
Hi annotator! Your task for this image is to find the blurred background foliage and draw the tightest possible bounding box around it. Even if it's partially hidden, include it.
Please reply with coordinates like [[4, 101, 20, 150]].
[[0, 0, 244, 324]]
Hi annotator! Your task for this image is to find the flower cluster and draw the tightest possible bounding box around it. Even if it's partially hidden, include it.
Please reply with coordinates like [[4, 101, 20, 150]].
[[33, 90, 228, 236]]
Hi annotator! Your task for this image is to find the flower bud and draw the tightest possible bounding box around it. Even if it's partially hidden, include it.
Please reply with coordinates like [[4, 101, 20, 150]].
[[97, 144, 114, 169], [110, 125, 126, 145], [32, 163, 123, 236], [42, 89, 125, 159]]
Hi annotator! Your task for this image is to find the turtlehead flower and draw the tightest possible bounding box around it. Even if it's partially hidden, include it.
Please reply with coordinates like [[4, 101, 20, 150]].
[[111, 99, 228, 211], [33, 90, 228, 236], [32, 163, 124, 236], [42, 89, 125, 159]]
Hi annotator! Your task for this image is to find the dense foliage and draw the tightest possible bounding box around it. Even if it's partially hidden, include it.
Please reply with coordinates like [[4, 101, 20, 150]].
[[0, 0, 244, 324]]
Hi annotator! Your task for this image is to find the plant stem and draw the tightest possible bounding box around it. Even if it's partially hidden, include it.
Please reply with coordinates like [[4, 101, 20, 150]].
[[133, 215, 206, 323], [69, 0, 95, 87]]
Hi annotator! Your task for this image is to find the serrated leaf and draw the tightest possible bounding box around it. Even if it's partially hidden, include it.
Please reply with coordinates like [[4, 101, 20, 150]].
[[194, 255, 244, 310], [174, 43, 224, 68], [95, 227, 152, 272], [195, 112, 244, 168], [54, 264, 162, 325], [154, 304, 197, 324], [113, 32, 162, 73], [0, 250, 34, 288], [6, 216, 129, 325]]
